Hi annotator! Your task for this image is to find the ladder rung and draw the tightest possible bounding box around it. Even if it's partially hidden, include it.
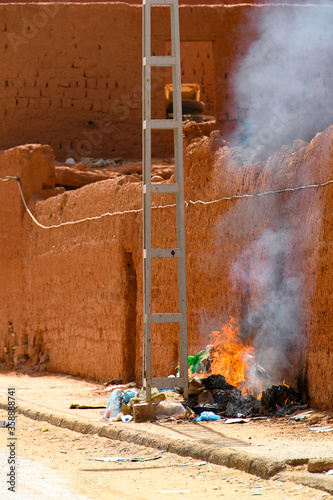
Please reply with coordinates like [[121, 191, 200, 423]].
[[143, 248, 180, 258], [150, 377, 186, 388], [147, 0, 177, 5], [143, 56, 177, 67], [151, 248, 181, 258], [142, 183, 179, 194], [151, 183, 179, 193], [143, 248, 181, 259], [151, 313, 182, 323], [149, 119, 180, 130]]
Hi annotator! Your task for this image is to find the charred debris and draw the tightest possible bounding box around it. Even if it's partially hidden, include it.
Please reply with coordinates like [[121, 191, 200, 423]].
[[186, 374, 306, 419]]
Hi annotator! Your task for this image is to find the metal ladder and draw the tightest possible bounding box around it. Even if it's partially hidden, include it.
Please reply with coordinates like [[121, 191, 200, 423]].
[[142, 0, 188, 400]]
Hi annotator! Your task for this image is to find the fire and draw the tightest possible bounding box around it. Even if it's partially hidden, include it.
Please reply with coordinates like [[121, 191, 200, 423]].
[[207, 317, 255, 393]]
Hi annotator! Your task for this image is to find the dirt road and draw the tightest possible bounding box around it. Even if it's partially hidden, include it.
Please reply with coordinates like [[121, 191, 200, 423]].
[[0, 410, 331, 499], [0, 371, 332, 499]]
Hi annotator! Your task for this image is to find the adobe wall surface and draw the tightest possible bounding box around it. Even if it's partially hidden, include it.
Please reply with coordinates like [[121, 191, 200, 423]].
[[1, 124, 333, 409], [1, 2, 234, 161], [1, 3, 331, 161], [0, 3, 144, 161], [2, 2, 319, 161]]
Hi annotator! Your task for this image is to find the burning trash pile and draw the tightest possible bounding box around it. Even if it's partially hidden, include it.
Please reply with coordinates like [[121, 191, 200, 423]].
[[186, 317, 306, 418], [100, 317, 307, 423]]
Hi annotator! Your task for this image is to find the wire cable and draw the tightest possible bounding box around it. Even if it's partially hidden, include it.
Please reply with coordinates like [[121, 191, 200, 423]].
[[1, 174, 333, 230], [186, 179, 333, 207]]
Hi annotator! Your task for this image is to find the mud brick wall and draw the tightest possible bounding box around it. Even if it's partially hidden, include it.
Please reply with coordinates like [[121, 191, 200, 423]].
[[2, 3, 330, 161], [0, 2, 264, 161], [0, 4, 144, 161], [1, 125, 333, 409]]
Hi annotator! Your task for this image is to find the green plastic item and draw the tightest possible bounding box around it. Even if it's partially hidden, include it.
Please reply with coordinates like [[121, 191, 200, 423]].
[[187, 350, 209, 374]]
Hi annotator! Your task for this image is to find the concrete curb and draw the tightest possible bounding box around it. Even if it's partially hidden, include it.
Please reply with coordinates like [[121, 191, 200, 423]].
[[3, 401, 333, 493], [279, 471, 333, 495], [0, 401, 285, 480]]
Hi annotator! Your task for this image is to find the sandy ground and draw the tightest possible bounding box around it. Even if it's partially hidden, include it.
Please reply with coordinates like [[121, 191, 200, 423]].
[[0, 371, 332, 461], [0, 371, 332, 499], [0, 411, 331, 500]]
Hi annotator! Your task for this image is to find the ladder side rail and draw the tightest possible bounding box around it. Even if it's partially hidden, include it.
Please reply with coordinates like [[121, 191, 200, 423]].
[[143, 0, 153, 400], [142, 0, 188, 400], [171, 0, 189, 399]]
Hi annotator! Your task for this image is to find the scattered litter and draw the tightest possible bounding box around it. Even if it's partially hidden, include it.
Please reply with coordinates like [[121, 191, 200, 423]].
[[288, 410, 313, 421], [103, 382, 137, 392], [174, 462, 193, 467], [158, 490, 190, 494], [104, 389, 123, 420], [0, 421, 15, 428], [91, 159, 105, 167], [70, 404, 105, 409], [89, 455, 162, 463], [193, 411, 221, 421], [123, 389, 138, 404], [308, 426, 333, 432], [195, 461, 207, 466], [155, 400, 186, 420], [121, 414, 133, 423], [187, 350, 209, 374], [65, 158, 75, 165], [288, 415, 307, 421], [224, 418, 250, 424], [188, 378, 205, 396], [292, 485, 304, 490], [326, 469, 333, 475], [105, 411, 124, 422]]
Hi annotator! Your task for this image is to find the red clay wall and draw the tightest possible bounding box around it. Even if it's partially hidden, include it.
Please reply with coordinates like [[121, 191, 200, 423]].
[[1, 3, 331, 161], [1, 125, 333, 409], [0, 3, 265, 160]]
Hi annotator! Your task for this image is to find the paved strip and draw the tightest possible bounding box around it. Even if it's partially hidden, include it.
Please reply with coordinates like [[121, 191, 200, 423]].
[[1, 399, 333, 495], [0, 400, 285, 480]]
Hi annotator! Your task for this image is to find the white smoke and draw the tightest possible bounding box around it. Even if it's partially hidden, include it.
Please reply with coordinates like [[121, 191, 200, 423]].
[[231, 4, 333, 159], [231, 228, 302, 383]]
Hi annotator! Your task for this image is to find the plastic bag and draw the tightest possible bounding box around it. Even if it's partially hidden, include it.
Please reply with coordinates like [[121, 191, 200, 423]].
[[155, 400, 186, 420], [104, 389, 124, 420], [123, 389, 138, 404], [193, 411, 221, 422]]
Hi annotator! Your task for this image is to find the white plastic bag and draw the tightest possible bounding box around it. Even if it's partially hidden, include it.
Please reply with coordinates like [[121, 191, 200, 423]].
[[104, 389, 123, 420], [155, 400, 185, 420]]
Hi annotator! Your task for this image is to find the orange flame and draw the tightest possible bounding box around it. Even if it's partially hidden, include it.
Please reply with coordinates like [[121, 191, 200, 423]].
[[208, 317, 255, 393]]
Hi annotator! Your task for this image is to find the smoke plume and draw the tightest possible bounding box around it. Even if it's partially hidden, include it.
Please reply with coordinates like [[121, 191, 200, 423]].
[[232, 3, 333, 159], [231, 228, 302, 384]]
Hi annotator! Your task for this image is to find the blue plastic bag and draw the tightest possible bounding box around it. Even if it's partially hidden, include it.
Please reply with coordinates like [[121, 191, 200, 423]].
[[104, 389, 123, 420], [123, 389, 138, 404], [193, 411, 221, 422]]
